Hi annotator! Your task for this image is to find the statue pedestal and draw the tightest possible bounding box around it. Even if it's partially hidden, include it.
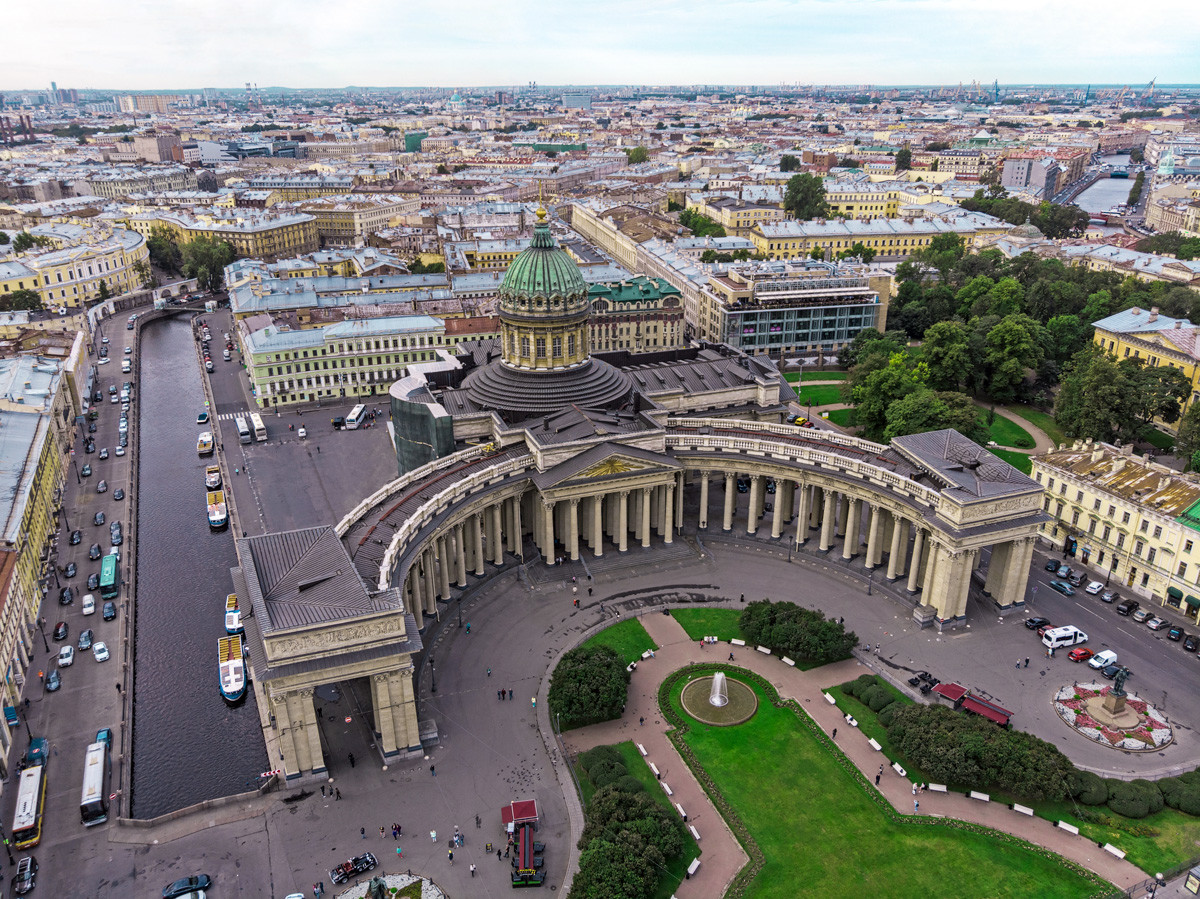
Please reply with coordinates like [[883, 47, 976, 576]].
[[1086, 692, 1140, 730]]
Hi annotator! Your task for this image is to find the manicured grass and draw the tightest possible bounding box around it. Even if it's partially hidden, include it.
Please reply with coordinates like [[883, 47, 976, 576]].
[[581, 617, 657, 665], [1008, 404, 1067, 448], [795, 384, 845, 405], [785, 370, 848, 383], [825, 681, 935, 787], [827, 407, 857, 427], [671, 608, 745, 642], [985, 414, 1035, 449], [990, 447, 1033, 474], [667, 671, 1103, 899], [1143, 429, 1175, 452], [576, 741, 701, 899]]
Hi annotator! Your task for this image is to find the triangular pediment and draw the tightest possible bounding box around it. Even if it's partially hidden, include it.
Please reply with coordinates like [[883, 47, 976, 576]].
[[532, 443, 681, 491]]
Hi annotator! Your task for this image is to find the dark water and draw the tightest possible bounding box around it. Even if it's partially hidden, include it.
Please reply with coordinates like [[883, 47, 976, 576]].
[[130, 317, 267, 818]]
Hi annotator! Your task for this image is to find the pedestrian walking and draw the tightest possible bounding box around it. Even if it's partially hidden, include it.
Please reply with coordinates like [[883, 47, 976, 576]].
[[430, 830, 437, 842], [1024, 657, 1030, 668], [392, 826, 398, 840], [497, 849, 502, 860], [508, 689, 513, 700], [116, 682, 122, 694], [728, 652, 735, 661], [498, 689, 503, 700], [1015, 659, 1020, 669], [335, 788, 341, 800], [639, 716, 645, 726], [396, 847, 403, 859], [448, 849, 454, 866], [430, 764, 436, 776], [914, 800, 919, 813], [832, 727, 837, 739], [320, 784, 326, 797], [487, 667, 492, 677], [839, 616, 844, 625], [912, 783, 918, 796], [470, 863, 477, 877], [348, 752, 355, 768], [572, 585, 578, 596], [380, 826, 386, 838], [588, 587, 593, 596], [875, 773, 881, 785], [879, 764, 884, 776], [361, 827, 366, 840]]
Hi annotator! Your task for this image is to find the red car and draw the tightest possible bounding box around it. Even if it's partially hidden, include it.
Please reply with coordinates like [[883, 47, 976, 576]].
[[1068, 647, 1094, 663]]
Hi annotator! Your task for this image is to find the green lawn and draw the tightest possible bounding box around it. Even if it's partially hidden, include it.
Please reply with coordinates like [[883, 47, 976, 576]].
[[985, 414, 1035, 449], [795, 384, 846, 406], [576, 741, 701, 899], [1007, 405, 1067, 448], [667, 669, 1105, 898], [1143, 429, 1175, 452], [826, 682, 936, 786], [785, 370, 848, 383], [671, 608, 745, 642], [827, 407, 857, 427], [989, 448, 1033, 474], [581, 617, 657, 665]]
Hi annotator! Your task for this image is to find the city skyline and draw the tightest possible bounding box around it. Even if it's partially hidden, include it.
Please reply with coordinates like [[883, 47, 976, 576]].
[[8, 0, 1200, 93]]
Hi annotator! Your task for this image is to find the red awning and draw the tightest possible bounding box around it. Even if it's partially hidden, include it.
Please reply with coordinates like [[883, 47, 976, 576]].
[[502, 799, 539, 825], [933, 682, 967, 702], [962, 695, 1012, 725]]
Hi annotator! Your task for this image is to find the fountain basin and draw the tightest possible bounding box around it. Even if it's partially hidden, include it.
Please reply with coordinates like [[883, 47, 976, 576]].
[[681, 674, 758, 726]]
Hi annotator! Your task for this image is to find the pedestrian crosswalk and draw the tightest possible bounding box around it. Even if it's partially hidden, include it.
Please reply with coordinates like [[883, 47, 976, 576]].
[[215, 412, 248, 422]]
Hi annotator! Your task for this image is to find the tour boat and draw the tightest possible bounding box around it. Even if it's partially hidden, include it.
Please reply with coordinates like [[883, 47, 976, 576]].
[[218, 635, 246, 704], [206, 490, 228, 529], [205, 464, 222, 489], [225, 593, 244, 635], [197, 431, 214, 456]]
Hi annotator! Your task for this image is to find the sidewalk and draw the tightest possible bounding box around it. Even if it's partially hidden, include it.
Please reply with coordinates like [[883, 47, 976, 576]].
[[565, 612, 1148, 894]]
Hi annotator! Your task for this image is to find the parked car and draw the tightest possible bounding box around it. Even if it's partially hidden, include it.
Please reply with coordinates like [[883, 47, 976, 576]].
[[1186, 634, 1200, 653], [115, 446, 125, 456], [98, 447, 109, 460], [1101, 663, 1127, 680], [82, 594, 95, 615], [94, 511, 106, 526], [330, 854, 377, 884], [1067, 571, 1085, 587], [12, 856, 38, 894], [81, 463, 92, 477], [64, 562, 76, 578], [1100, 590, 1118, 603], [87, 573, 100, 590], [44, 669, 61, 692], [1068, 647, 1094, 663], [163, 875, 213, 898], [1116, 599, 1140, 616], [58, 586, 74, 606], [52, 621, 68, 641], [1056, 565, 1071, 578], [1085, 581, 1104, 595], [1025, 617, 1051, 630], [57, 645, 75, 667], [1132, 608, 1152, 623], [70, 529, 82, 545], [96, 479, 107, 494], [89, 543, 102, 560], [78, 629, 94, 651], [1146, 616, 1167, 630], [1089, 649, 1118, 669], [95, 727, 113, 747], [298, 426, 307, 439], [102, 601, 117, 621], [93, 642, 110, 662], [114, 487, 125, 500], [1044, 559, 1060, 572], [1168, 626, 1185, 641], [1049, 580, 1075, 596]]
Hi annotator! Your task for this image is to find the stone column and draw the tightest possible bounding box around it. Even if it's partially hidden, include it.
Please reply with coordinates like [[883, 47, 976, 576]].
[[675, 472, 684, 531], [664, 479, 675, 545], [618, 491, 629, 552], [771, 486, 786, 538], [746, 476, 762, 535], [569, 499, 581, 560], [906, 528, 926, 594], [794, 482, 809, 546], [543, 500, 556, 564], [507, 496, 522, 554], [407, 568, 424, 629], [998, 537, 1036, 608], [809, 485, 822, 530], [698, 471, 710, 529], [723, 473, 736, 531], [641, 487, 652, 548], [491, 503, 505, 565], [842, 497, 861, 561], [820, 488, 836, 551], [886, 515, 905, 580], [436, 536, 451, 599], [865, 504, 883, 570], [592, 494, 604, 557], [272, 693, 300, 778], [421, 549, 437, 613], [454, 523, 467, 587], [836, 493, 850, 537], [473, 512, 485, 576]]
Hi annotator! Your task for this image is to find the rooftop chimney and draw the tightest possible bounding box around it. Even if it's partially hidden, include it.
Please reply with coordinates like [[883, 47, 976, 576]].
[[1149, 307, 1159, 322]]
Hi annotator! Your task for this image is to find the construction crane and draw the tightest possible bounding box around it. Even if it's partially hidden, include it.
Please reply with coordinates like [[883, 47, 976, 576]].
[[1115, 86, 1130, 104], [1142, 77, 1156, 100], [993, 79, 1000, 102]]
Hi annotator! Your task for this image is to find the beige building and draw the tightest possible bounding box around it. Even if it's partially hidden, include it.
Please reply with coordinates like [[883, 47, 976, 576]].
[[127, 208, 319, 263], [1033, 440, 1200, 623], [0, 223, 149, 309], [750, 211, 1012, 261], [689, 195, 786, 236], [297, 195, 421, 247]]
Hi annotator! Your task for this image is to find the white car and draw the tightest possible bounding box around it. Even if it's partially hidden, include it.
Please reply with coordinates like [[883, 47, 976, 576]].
[[297, 426, 307, 439], [58, 645, 75, 667], [1085, 581, 1104, 595], [93, 642, 110, 663], [1089, 649, 1118, 669], [82, 593, 96, 615], [97, 356, 110, 365]]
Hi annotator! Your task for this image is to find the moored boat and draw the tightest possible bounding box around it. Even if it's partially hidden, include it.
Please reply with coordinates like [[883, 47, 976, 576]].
[[197, 431, 214, 456], [205, 464, 222, 489], [225, 593, 244, 635], [218, 635, 246, 704], [207, 490, 228, 529]]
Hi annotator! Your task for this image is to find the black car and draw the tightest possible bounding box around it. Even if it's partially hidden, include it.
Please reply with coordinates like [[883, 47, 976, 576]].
[[1101, 664, 1128, 680], [45, 670, 61, 692], [1044, 559, 1059, 571], [12, 856, 37, 894], [1116, 599, 1140, 616], [58, 586, 74, 606], [88, 421, 97, 433], [77, 629, 94, 651], [1185, 634, 1199, 653], [87, 572, 100, 590], [70, 529, 82, 545], [64, 562, 77, 578], [52, 621, 68, 641], [163, 874, 212, 898], [114, 487, 125, 500], [84, 441, 95, 454], [1025, 617, 1051, 630], [81, 463, 92, 477], [330, 853, 377, 884], [110, 522, 123, 546], [1168, 626, 1185, 642], [102, 601, 117, 621], [94, 511, 106, 526], [89, 543, 102, 560]]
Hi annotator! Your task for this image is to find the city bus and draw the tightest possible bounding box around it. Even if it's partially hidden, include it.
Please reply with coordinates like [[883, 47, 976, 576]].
[[249, 412, 267, 442], [12, 764, 47, 848], [345, 404, 367, 430], [80, 742, 111, 826], [234, 416, 252, 445], [99, 553, 120, 600]]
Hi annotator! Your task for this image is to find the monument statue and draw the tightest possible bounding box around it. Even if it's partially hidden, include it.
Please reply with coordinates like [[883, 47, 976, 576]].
[[1113, 666, 1130, 697], [368, 875, 388, 899]]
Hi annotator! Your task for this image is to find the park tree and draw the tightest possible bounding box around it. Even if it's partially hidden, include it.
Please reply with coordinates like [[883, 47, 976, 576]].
[[983, 314, 1044, 401], [851, 352, 923, 441], [12, 231, 36, 252], [921, 320, 972, 391], [883, 388, 988, 444], [780, 153, 800, 172], [0, 231, 9, 245], [1119, 356, 1190, 441], [954, 275, 996, 319], [147, 227, 182, 275], [548, 645, 629, 729], [624, 146, 649, 164], [783, 172, 829, 220], [1054, 347, 1126, 442], [97, 280, 110, 301], [895, 147, 912, 170], [0, 289, 43, 311], [1176, 403, 1200, 469], [1045, 314, 1088, 363], [181, 236, 235, 292]]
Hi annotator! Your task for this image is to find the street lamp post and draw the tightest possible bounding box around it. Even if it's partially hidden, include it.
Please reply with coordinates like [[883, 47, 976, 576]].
[[429, 655, 437, 694], [867, 570, 875, 596], [36, 618, 50, 653]]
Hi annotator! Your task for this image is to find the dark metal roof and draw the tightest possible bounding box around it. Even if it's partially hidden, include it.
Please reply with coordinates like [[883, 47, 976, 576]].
[[890, 429, 1038, 500]]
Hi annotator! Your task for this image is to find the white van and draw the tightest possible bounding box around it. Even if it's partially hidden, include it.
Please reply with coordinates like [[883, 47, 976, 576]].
[[1042, 625, 1088, 649], [82, 593, 96, 615]]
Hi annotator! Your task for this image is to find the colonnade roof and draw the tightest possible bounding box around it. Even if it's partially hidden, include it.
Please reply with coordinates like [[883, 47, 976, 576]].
[[892, 429, 1041, 500]]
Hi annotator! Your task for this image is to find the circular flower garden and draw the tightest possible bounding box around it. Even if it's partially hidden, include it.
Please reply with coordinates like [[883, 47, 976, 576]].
[[1054, 683, 1173, 751]]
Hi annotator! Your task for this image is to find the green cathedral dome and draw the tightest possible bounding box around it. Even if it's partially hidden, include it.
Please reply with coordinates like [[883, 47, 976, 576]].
[[499, 211, 587, 302]]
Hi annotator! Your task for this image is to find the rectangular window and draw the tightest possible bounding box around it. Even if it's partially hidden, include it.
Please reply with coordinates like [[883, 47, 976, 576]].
[[1071, 510, 1080, 526], [1108, 505, 1116, 518], [1055, 502, 1064, 518], [1093, 499, 1101, 511], [1142, 573, 1150, 587], [1179, 562, 1188, 578], [1076, 491, 1083, 503], [1103, 526, 1111, 541], [1088, 520, 1097, 535], [1153, 525, 1162, 539], [1122, 512, 1131, 524], [1135, 540, 1144, 555], [1187, 540, 1194, 554], [1140, 521, 1149, 533], [1117, 533, 1126, 549], [1147, 548, 1156, 564]]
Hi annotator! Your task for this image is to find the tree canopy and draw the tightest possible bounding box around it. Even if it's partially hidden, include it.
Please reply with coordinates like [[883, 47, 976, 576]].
[[181, 237, 235, 291], [624, 146, 649, 164], [783, 173, 829, 220], [548, 645, 629, 730]]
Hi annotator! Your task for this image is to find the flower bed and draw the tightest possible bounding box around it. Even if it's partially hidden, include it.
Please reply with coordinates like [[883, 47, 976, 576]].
[[1054, 683, 1173, 752]]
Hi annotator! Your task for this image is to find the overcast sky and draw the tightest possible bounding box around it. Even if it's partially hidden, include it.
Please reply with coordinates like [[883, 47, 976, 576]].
[[7, 0, 1200, 92]]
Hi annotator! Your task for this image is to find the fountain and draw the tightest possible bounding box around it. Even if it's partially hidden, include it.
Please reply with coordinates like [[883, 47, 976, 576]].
[[709, 671, 729, 707]]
